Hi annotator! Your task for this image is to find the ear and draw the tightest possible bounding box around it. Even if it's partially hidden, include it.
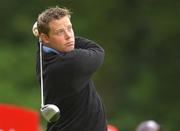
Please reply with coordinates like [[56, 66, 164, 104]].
[[39, 33, 50, 44]]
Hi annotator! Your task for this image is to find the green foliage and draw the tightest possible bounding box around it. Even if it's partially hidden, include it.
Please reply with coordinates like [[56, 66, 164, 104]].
[[0, 0, 179, 130], [0, 42, 39, 109]]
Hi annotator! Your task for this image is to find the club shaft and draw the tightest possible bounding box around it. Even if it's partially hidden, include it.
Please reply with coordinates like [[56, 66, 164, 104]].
[[39, 42, 44, 107]]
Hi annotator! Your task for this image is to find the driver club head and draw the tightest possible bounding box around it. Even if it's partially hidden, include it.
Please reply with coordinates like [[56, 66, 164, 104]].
[[40, 104, 60, 122]]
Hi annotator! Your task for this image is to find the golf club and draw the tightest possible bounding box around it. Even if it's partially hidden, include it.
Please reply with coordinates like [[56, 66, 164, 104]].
[[32, 22, 60, 122]]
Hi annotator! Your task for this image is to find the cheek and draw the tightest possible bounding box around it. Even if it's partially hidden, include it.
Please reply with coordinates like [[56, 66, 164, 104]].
[[51, 37, 65, 44]]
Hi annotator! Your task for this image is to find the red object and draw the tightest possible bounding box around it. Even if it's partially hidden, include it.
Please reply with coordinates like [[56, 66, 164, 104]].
[[0, 104, 39, 131], [107, 124, 118, 131]]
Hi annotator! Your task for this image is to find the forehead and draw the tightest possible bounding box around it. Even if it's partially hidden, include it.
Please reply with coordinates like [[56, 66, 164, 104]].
[[48, 16, 72, 30]]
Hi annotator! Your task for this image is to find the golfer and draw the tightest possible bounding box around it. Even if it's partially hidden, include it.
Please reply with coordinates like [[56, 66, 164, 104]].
[[35, 6, 107, 131]]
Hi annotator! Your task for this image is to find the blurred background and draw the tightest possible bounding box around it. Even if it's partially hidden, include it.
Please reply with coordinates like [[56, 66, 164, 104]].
[[0, 0, 180, 130]]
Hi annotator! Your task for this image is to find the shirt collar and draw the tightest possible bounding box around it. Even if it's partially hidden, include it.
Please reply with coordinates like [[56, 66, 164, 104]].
[[41, 43, 59, 54]]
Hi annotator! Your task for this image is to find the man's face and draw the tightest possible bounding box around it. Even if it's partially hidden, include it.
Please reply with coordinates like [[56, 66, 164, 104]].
[[42, 16, 75, 53]]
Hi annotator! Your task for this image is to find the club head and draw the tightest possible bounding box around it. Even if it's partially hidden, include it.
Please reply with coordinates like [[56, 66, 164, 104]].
[[40, 104, 60, 122]]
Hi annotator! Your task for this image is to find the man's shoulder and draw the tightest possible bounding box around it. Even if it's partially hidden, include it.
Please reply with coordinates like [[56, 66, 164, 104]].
[[75, 36, 92, 43]]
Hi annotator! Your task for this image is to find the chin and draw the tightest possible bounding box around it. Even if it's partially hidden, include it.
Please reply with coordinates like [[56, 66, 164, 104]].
[[65, 47, 74, 52]]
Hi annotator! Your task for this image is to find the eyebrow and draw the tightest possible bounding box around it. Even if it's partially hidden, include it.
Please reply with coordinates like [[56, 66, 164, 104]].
[[55, 25, 72, 31], [55, 28, 63, 32]]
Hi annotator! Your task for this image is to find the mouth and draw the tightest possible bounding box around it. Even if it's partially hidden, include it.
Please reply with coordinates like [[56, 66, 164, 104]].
[[66, 41, 74, 47]]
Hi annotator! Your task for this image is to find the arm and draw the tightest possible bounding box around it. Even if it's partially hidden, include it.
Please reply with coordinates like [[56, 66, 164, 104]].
[[69, 36, 105, 74], [37, 37, 105, 94]]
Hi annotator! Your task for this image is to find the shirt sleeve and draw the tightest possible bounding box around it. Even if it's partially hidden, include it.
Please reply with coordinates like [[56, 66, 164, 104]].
[[65, 36, 105, 75], [37, 37, 105, 94]]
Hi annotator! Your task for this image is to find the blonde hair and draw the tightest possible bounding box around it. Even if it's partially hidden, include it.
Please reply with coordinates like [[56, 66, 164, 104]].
[[37, 6, 71, 35]]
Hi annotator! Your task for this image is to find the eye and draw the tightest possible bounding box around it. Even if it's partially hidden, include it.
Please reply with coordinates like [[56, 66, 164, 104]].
[[56, 29, 64, 35]]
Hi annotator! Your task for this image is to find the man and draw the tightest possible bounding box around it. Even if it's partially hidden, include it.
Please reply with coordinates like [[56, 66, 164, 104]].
[[35, 6, 107, 131]]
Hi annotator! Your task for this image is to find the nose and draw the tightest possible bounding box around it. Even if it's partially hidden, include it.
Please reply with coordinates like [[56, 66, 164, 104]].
[[64, 30, 72, 39]]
